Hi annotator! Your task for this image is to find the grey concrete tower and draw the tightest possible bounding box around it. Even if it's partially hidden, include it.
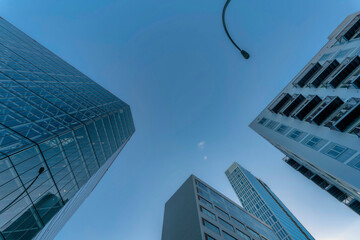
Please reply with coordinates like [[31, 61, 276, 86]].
[[162, 175, 279, 240]]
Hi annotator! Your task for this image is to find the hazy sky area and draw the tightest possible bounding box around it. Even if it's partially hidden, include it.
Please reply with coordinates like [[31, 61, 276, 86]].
[[1, 0, 360, 239]]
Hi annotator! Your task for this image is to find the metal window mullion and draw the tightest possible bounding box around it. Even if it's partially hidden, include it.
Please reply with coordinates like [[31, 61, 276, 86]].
[[72, 132, 91, 178], [57, 138, 80, 191], [83, 125, 101, 168]]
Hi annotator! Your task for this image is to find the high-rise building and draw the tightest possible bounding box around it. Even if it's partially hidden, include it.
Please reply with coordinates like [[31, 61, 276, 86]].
[[161, 175, 278, 240], [0, 17, 135, 240], [250, 11, 360, 215], [226, 163, 314, 240]]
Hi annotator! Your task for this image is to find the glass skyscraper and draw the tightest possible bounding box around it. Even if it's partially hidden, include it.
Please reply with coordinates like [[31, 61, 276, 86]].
[[226, 163, 314, 240], [0, 17, 135, 240]]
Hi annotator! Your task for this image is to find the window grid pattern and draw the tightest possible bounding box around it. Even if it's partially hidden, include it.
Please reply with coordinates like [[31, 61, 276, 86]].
[[195, 180, 277, 240], [0, 17, 135, 240], [226, 167, 315, 240]]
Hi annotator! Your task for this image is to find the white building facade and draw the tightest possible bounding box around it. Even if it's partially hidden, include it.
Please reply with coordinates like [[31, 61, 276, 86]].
[[250, 12, 360, 216]]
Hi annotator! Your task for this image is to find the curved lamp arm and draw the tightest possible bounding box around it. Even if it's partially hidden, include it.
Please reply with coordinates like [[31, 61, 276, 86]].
[[222, 0, 250, 59], [0, 167, 45, 215]]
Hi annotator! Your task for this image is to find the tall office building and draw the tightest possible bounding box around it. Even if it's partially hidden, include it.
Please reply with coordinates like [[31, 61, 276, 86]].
[[162, 175, 278, 240], [250, 11, 360, 215], [226, 163, 314, 240], [0, 17, 135, 240]]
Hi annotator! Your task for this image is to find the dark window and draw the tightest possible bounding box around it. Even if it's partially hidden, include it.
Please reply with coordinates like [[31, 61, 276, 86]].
[[223, 231, 238, 240], [205, 234, 217, 240], [219, 218, 234, 232], [200, 206, 216, 220], [297, 63, 322, 87], [286, 158, 300, 169], [348, 200, 360, 215], [343, 18, 360, 40], [282, 95, 305, 117], [198, 196, 213, 209], [327, 186, 348, 202], [247, 228, 261, 239], [329, 56, 360, 88], [311, 60, 340, 87], [353, 76, 360, 88], [231, 217, 246, 230], [203, 219, 220, 235], [334, 103, 360, 132], [298, 166, 314, 179], [295, 96, 322, 120], [312, 97, 344, 125], [311, 175, 329, 189], [235, 229, 251, 240], [215, 206, 229, 220], [271, 94, 292, 113]]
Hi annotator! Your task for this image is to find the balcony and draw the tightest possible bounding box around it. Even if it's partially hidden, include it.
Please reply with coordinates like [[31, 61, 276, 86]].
[[311, 175, 329, 189], [295, 96, 322, 120], [352, 76, 360, 88], [271, 93, 292, 114], [298, 166, 314, 179], [348, 200, 360, 215], [327, 186, 348, 202], [286, 158, 300, 170], [329, 56, 360, 88], [344, 18, 360, 40], [312, 97, 344, 125], [311, 60, 339, 87], [296, 63, 322, 87], [282, 95, 305, 117], [334, 103, 360, 132]]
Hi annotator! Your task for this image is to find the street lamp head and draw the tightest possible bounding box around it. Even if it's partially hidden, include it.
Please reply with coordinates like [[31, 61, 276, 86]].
[[39, 167, 45, 174], [241, 50, 250, 59]]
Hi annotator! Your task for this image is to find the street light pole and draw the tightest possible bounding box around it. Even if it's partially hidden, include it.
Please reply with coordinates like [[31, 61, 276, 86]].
[[222, 0, 250, 59]]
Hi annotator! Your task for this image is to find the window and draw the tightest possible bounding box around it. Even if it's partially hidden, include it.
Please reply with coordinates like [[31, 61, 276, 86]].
[[219, 218, 234, 232], [306, 136, 321, 147], [201, 206, 216, 220], [199, 196, 213, 209], [276, 125, 289, 135], [196, 180, 209, 192], [247, 228, 261, 239], [205, 234, 216, 240], [203, 219, 220, 235], [326, 145, 346, 158], [215, 206, 230, 220], [223, 231, 237, 240], [235, 229, 251, 240], [258, 118, 268, 125], [231, 217, 245, 230], [265, 120, 278, 130], [287, 129, 304, 141]]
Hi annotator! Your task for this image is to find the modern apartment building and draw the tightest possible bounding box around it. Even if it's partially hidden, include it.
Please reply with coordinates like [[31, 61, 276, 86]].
[[226, 163, 314, 240], [0, 17, 135, 240], [250, 11, 360, 215], [161, 175, 278, 240]]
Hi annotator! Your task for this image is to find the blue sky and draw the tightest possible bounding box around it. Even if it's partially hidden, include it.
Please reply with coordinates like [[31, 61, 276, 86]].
[[1, 0, 360, 239]]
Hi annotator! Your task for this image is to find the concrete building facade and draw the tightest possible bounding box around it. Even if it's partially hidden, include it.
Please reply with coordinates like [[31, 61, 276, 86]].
[[250, 11, 360, 215]]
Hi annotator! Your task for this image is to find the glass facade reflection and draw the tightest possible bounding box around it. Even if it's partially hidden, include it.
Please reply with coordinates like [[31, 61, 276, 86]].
[[226, 163, 314, 240], [0, 17, 135, 240]]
